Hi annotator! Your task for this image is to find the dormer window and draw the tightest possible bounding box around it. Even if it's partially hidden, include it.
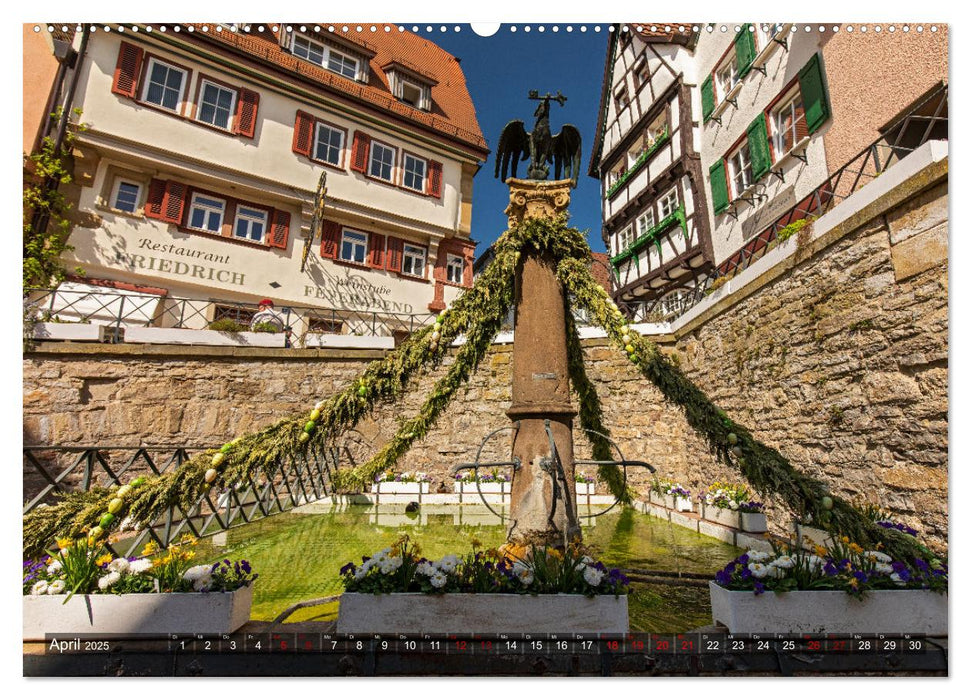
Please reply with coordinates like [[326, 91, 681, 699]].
[[387, 70, 431, 111], [292, 34, 363, 82]]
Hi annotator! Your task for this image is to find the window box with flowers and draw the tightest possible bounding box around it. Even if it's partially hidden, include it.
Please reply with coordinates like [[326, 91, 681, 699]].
[[337, 538, 629, 634], [574, 472, 597, 496], [605, 127, 670, 200], [701, 482, 767, 532], [709, 538, 947, 635], [370, 471, 432, 495], [649, 478, 693, 512], [452, 470, 511, 496], [22, 535, 257, 641]]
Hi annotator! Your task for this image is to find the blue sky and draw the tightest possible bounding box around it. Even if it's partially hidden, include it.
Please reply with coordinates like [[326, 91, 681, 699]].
[[433, 26, 611, 255]]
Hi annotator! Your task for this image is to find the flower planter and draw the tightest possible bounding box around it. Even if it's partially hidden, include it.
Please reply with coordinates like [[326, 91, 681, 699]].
[[370, 482, 430, 495], [304, 333, 394, 350], [124, 327, 286, 347], [703, 505, 741, 529], [708, 582, 947, 635], [22, 584, 254, 641], [674, 496, 693, 512], [649, 491, 666, 506], [453, 482, 509, 494], [575, 483, 597, 496], [337, 592, 628, 634], [33, 321, 107, 342], [740, 512, 768, 533]]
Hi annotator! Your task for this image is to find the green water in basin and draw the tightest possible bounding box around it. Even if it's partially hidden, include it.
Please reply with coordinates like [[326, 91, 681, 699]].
[[193, 505, 740, 632]]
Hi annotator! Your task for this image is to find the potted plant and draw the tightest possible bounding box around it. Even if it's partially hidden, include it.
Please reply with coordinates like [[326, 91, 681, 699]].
[[574, 472, 597, 496], [336, 537, 629, 634], [124, 317, 287, 348], [666, 484, 693, 512], [22, 535, 257, 640], [453, 470, 511, 495], [701, 482, 765, 529], [709, 537, 947, 635], [371, 470, 432, 495]]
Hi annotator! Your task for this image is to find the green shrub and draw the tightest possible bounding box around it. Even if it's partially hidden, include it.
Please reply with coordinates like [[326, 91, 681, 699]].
[[208, 318, 246, 332]]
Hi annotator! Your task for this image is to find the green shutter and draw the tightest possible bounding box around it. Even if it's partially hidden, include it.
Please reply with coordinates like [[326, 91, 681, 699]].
[[798, 52, 831, 134], [709, 160, 729, 214], [701, 75, 715, 122], [734, 24, 756, 77], [747, 113, 771, 180]]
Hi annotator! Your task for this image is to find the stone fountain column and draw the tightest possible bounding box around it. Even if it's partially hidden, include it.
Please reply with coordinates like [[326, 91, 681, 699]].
[[503, 178, 581, 550]]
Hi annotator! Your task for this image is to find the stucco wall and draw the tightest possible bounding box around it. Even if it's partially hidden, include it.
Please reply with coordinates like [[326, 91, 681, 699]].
[[22, 26, 61, 156]]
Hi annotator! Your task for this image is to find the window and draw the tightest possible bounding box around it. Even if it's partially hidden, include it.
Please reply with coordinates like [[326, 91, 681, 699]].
[[446, 254, 464, 284], [618, 225, 635, 253], [715, 55, 740, 102], [771, 91, 805, 158], [727, 143, 753, 198], [633, 58, 650, 90], [234, 206, 268, 243], [615, 86, 630, 112], [187, 193, 226, 233], [637, 210, 656, 236], [402, 154, 427, 192], [659, 188, 679, 218], [755, 23, 784, 51], [401, 244, 426, 277], [111, 180, 141, 213], [292, 34, 360, 80], [340, 229, 368, 264], [197, 80, 237, 130], [143, 58, 186, 111], [314, 122, 345, 166], [607, 162, 627, 188], [369, 141, 395, 182]]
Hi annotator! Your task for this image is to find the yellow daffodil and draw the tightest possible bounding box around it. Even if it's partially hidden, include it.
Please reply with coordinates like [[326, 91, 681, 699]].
[[142, 541, 159, 556], [56, 538, 72, 550], [96, 553, 113, 567], [849, 543, 863, 555]]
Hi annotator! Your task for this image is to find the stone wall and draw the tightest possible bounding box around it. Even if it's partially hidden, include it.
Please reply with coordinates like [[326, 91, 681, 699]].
[[23, 155, 948, 549]]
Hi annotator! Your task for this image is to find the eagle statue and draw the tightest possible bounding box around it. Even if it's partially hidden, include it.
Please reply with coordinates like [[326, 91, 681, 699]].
[[494, 90, 583, 188]]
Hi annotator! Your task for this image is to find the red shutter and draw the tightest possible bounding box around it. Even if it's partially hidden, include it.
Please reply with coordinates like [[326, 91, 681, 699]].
[[144, 178, 167, 219], [161, 181, 187, 224], [350, 131, 371, 173], [427, 160, 443, 198], [235, 88, 260, 139], [368, 233, 385, 269], [292, 110, 314, 157], [321, 220, 341, 259], [112, 42, 143, 98], [385, 237, 403, 272], [268, 209, 290, 249]]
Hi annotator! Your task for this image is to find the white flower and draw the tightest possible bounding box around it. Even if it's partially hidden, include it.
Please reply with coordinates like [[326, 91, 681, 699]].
[[517, 569, 534, 585], [772, 555, 796, 570], [31, 580, 49, 595], [768, 565, 786, 579], [98, 571, 121, 590], [746, 550, 772, 563], [583, 566, 604, 587], [436, 554, 460, 574], [748, 562, 771, 579], [890, 573, 907, 586], [806, 555, 826, 571], [183, 564, 213, 582], [874, 562, 893, 575], [47, 580, 66, 595], [129, 558, 153, 575], [417, 561, 438, 577], [46, 560, 63, 575], [728, 499, 738, 510], [107, 558, 130, 574], [430, 572, 447, 588], [353, 566, 368, 581], [865, 551, 892, 564], [192, 574, 213, 591]]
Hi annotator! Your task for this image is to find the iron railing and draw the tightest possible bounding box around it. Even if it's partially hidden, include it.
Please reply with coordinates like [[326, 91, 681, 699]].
[[23, 287, 438, 346], [23, 444, 344, 557]]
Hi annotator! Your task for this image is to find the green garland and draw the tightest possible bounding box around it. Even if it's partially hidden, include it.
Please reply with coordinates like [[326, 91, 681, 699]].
[[23, 215, 934, 562]]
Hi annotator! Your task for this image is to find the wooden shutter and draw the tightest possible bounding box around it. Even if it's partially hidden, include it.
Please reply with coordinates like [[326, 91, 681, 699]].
[[112, 42, 143, 98], [144, 178, 167, 219], [747, 113, 771, 181], [350, 131, 371, 173], [701, 76, 715, 122], [268, 210, 290, 249], [321, 220, 341, 259], [794, 101, 810, 142], [292, 110, 314, 157], [385, 237, 403, 272], [734, 24, 756, 78], [798, 53, 830, 134], [427, 160, 443, 197], [161, 181, 187, 224], [235, 88, 260, 139], [367, 234, 385, 268], [709, 160, 729, 214]]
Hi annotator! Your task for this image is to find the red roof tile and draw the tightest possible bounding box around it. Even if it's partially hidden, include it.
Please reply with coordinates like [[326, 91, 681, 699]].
[[189, 24, 487, 154]]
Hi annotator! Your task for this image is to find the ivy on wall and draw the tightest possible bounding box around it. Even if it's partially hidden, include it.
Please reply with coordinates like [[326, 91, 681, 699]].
[[23, 216, 932, 562]]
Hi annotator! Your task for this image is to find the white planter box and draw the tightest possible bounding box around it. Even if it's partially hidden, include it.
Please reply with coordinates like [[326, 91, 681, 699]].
[[453, 482, 509, 494], [740, 512, 768, 533], [709, 582, 947, 635], [370, 482, 430, 495], [123, 327, 286, 347], [304, 333, 394, 350], [33, 321, 107, 342], [337, 592, 628, 634], [22, 585, 254, 641], [674, 496, 693, 512], [649, 491, 666, 506], [704, 504, 741, 528], [575, 482, 597, 496]]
